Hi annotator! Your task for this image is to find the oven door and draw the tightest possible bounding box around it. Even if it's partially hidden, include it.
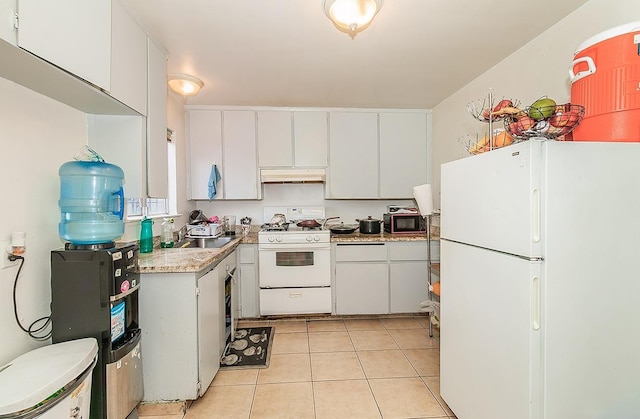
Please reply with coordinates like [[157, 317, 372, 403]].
[[258, 243, 330, 288]]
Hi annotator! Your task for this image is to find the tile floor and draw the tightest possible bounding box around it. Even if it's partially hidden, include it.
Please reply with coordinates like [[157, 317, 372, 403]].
[[138, 315, 457, 419]]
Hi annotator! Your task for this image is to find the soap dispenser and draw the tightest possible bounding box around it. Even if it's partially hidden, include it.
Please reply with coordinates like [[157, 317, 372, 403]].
[[140, 217, 154, 253], [160, 218, 175, 248]]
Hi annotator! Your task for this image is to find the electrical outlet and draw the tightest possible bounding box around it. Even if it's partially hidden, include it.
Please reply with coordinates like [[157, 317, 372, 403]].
[[0, 240, 19, 269]]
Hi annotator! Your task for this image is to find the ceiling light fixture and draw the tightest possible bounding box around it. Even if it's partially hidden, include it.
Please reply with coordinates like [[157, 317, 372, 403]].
[[323, 0, 383, 38], [167, 73, 204, 97]]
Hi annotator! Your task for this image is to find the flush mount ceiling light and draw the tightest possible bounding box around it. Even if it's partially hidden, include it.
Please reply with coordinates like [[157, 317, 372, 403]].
[[167, 73, 204, 97], [323, 0, 383, 38]]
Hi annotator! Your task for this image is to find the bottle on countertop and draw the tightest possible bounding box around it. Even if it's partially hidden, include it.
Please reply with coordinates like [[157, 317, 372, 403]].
[[140, 217, 154, 253], [161, 218, 175, 248]]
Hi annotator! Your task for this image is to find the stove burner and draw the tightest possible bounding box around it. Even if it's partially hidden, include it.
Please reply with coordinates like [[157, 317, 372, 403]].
[[260, 223, 290, 231]]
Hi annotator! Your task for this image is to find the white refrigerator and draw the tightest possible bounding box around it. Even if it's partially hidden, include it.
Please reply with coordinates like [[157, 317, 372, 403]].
[[440, 139, 640, 419]]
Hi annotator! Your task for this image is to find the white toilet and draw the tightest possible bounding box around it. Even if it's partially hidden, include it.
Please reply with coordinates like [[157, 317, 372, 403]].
[[0, 338, 98, 418]]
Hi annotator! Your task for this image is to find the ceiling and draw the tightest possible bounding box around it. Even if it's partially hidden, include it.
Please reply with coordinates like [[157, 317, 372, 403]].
[[123, 0, 589, 109]]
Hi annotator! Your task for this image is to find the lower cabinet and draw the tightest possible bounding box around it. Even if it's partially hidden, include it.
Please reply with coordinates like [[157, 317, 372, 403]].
[[333, 241, 439, 315], [239, 244, 260, 318], [139, 250, 236, 401]]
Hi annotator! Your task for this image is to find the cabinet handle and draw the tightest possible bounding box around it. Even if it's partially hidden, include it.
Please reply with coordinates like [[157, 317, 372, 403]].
[[531, 275, 540, 330]]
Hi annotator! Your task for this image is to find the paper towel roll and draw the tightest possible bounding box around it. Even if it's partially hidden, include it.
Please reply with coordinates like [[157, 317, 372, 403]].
[[413, 184, 433, 215]]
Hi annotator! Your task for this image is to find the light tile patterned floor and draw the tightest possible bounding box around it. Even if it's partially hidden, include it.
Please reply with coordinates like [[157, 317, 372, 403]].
[[138, 315, 457, 419]]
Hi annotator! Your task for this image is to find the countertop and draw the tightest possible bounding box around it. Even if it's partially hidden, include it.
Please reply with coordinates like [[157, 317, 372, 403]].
[[138, 227, 439, 274]]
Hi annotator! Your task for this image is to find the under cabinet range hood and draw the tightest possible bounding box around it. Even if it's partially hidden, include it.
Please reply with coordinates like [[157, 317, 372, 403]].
[[260, 168, 326, 183]]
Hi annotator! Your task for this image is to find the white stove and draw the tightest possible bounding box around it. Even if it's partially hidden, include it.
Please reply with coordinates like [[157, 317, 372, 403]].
[[258, 206, 332, 316]]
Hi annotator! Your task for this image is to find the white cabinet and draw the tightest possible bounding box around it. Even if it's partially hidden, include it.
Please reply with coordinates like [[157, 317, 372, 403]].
[[17, 0, 112, 90], [333, 241, 439, 315], [146, 37, 168, 198], [223, 111, 260, 199], [110, 0, 147, 115], [294, 111, 328, 167], [334, 243, 388, 315], [0, 0, 16, 44], [257, 110, 328, 168], [196, 267, 220, 397], [327, 112, 379, 198], [16, 0, 153, 116], [139, 266, 222, 401], [187, 110, 223, 200], [379, 112, 428, 199], [88, 40, 169, 203], [239, 244, 260, 318], [257, 111, 292, 167], [187, 109, 260, 200]]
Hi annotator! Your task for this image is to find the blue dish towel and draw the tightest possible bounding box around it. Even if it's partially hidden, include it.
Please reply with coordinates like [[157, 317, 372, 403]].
[[208, 164, 222, 199]]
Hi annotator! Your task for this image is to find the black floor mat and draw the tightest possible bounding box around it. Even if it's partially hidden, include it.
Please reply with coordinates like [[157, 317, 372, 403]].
[[220, 326, 274, 370]]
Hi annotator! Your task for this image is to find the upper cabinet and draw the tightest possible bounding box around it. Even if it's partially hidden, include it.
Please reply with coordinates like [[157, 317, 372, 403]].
[[327, 111, 379, 199], [146, 38, 168, 198], [17, 0, 112, 90], [187, 109, 260, 200], [0, 0, 17, 44], [110, 0, 147, 115], [222, 111, 260, 199], [379, 112, 429, 199], [257, 111, 292, 167], [294, 111, 328, 167], [326, 110, 430, 200], [188, 110, 224, 200], [14, 0, 149, 115], [257, 110, 327, 168]]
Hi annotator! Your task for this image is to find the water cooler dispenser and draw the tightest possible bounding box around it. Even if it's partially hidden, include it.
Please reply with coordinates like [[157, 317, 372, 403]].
[[51, 158, 143, 419]]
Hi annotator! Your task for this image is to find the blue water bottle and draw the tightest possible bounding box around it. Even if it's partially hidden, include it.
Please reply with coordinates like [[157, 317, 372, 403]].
[[140, 217, 154, 253], [58, 160, 125, 245]]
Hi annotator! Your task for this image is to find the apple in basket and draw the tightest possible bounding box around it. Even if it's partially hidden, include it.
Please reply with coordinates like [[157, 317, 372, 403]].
[[549, 110, 581, 128]]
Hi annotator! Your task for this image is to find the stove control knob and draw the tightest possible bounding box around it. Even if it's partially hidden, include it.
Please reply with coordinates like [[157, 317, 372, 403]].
[[276, 236, 282, 242], [268, 236, 275, 243], [306, 236, 312, 242], [314, 235, 320, 242]]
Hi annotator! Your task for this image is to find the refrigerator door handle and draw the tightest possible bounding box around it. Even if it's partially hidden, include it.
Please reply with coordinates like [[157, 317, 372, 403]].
[[531, 275, 541, 330], [532, 188, 541, 242]]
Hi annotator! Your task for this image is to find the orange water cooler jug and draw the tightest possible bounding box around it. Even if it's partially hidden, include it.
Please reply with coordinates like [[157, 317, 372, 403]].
[[570, 21, 640, 142]]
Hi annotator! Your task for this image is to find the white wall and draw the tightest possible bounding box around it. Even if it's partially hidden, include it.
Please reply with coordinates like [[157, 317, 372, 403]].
[[431, 0, 640, 206], [0, 77, 87, 364]]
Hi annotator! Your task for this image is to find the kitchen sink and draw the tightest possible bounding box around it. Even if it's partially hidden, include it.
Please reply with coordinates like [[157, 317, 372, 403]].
[[175, 236, 234, 249]]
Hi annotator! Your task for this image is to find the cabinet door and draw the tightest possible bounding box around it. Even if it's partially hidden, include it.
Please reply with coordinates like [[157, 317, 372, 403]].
[[294, 111, 328, 167], [0, 0, 16, 44], [328, 112, 378, 198], [379, 112, 428, 199], [197, 268, 220, 396], [17, 0, 111, 90], [146, 38, 168, 198], [335, 263, 388, 314], [223, 111, 260, 199], [239, 245, 259, 318], [257, 110, 292, 167], [110, 0, 147, 115], [188, 110, 223, 200], [389, 261, 429, 313]]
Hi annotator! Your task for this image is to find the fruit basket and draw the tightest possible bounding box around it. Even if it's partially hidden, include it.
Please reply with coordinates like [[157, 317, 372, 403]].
[[504, 103, 585, 141]]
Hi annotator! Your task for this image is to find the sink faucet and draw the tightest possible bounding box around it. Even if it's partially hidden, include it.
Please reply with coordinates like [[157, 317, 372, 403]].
[[177, 224, 189, 242]]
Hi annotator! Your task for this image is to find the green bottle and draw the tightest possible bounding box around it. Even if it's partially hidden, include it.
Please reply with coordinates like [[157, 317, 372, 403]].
[[140, 217, 154, 253]]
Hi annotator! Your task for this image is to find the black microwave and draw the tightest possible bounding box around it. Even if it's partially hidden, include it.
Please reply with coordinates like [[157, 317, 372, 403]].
[[383, 213, 426, 234]]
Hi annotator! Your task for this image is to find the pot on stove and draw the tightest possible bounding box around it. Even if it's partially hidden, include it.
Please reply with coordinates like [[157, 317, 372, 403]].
[[270, 213, 287, 225], [356, 216, 383, 234]]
